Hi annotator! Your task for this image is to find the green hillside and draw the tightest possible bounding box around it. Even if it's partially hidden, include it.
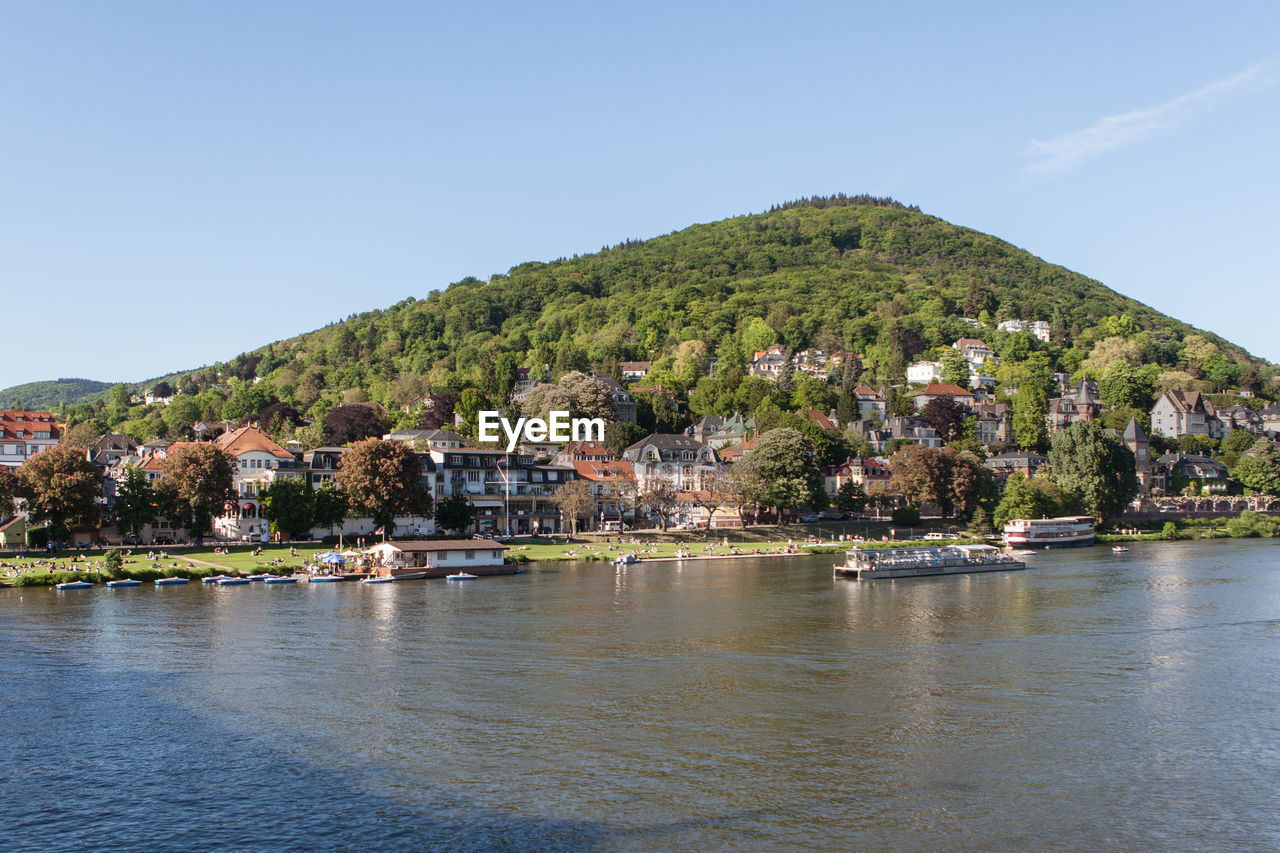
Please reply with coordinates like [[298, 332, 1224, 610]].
[[0, 378, 114, 410], [29, 195, 1280, 443]]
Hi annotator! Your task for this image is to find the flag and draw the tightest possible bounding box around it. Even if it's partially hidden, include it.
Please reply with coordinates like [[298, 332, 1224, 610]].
[[373, 526, 384, 535]]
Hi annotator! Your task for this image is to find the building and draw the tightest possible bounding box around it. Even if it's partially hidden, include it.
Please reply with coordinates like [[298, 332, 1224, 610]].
[[686, 413, 756, 450], [997, 319, 1051, 342], [825, 457, 891, 497], [365, 540, 509, 577], [887, 415, 943, 448], [1123, 418, 1156, 496], [912, 383, 976, 411], [622, 434, 719, 493], [973, 403, 1012, 448], [428, 447, 574, 535], [0, 411, 60, 469], [984, 451, 1049, 483], [906, 361, 944, 385], [619, 361, 652, 383], [570, 459, 637, 525], [1158, 452, 1231, 494], [384, 428, 466, 449], [212, 426, 301, 541], [1048, 379, 1102, 432], [748, 344, 788, 378], [1150, 390, 1220, 440], [851, 385, 887, 422]]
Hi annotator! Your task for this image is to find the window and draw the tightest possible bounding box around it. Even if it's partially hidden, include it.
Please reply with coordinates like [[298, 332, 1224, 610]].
[[465, 550, 475, 560], [466, 470, 480, 482]]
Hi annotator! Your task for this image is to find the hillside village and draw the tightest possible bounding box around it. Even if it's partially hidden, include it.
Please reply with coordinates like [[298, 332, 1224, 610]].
[[3, 313, 1280, 548]]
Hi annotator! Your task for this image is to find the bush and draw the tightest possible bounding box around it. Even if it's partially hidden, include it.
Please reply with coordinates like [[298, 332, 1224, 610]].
[[104, 550, 124, 578], [25, 527, 49, 550], [122, 568, 164, 582], [1161, 521, 1179, 540], [891, 507, 921, 526]]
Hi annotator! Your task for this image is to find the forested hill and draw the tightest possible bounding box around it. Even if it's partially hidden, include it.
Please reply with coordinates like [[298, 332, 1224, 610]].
[[23, 196, 1280, 438], [0, 378, 113, 410]]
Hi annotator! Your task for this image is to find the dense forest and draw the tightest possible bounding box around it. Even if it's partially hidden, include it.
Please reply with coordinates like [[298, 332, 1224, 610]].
[[0, 378, 114, 410], [18, 196, 1278, 445]]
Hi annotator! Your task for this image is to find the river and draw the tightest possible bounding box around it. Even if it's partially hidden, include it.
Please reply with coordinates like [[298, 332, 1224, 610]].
[[2, 539, 1279, 851]]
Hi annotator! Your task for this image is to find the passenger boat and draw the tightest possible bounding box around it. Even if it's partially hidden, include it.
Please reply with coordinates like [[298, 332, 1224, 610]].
[[835, 544, 1025, 580], [106, 579, 142, 588], [446, 572, 477, 581], [155, 577, 189, 586], [263, 576, 297, 584], [55, 580, 94, 589], [1002, 516, 1096, 549], [216, 577, 250, 586]]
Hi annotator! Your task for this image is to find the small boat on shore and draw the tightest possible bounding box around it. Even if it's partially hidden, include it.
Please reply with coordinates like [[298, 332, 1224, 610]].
[[216, 577, 250, 586], [56, 580, 94, 590], [106, 579, 142, 588], [614, 554, 638, 566], [155, 577, 189, 586], [263, 576, 297, 584], [446, 572, 477, 581]]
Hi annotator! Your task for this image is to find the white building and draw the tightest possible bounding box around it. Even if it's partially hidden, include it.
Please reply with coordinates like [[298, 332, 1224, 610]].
[[365, 539, 508, 576], [0, 411, 60, 469], [906, 361, 944, 385], [997, 319, 1051, 342]]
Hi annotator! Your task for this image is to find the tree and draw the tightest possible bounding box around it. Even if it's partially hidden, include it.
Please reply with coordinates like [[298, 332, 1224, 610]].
[[836, 480, 867, 514], [61, 421, 100, 448], [637, 475, 680, 530], [889, 444, 952, 515], [523, 371, 616, 422], [0, 465, 18, 519], [735, 428, 825, 513], [151, 380, 174, 399], [114, 464, 156, 538], [940, 348, 969, 387], [311, 482, 347, 534], [1233, 439, 1280, 495], [1047, 420, 1139, 522], [337, 439, 432, 536], [993, 473, 1065, 530], [162, 443, 236, 540], [603, 421, 647, 458], [324, 403, 390, 446], [260, 477, 315, 539], [921, 396, 969, 443], [18, 445, 103, 539], [552, 479, 596, 535], [1012, 384, 1048, 451], [692, 469, 738, 529], [434, 494, 476, 533]]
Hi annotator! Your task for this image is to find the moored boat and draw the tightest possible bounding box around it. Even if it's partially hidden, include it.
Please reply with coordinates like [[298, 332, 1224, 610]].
[[836, 544, 1025, 580], [55, 580, 94, 589], [1112, 546, 1130, 553], [155, 577, 189, 586], [216, 577, 250, 586], [446, 572, 477, 581], [202, 575, 230, 584], [361, 576, 394, 584], [263, 576, 298, 584], [309, 575, 344, 583], [1002, 516, 1096, 549], [246, 573, 271, 582], [106, 579, 142, 587]]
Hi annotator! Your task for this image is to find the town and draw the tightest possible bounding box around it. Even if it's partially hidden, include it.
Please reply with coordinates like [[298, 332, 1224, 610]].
[[3, 312, 1279, 553]]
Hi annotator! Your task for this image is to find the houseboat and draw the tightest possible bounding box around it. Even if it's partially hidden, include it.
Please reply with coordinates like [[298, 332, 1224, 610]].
[[1002, 516, 1096, 549], [835, 544, 1024, 580], [363, 539, 516, 580]]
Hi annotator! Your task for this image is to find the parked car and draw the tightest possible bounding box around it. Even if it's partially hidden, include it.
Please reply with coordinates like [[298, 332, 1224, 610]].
[[1158, 505, 1179, 513], [800, 515, 822, 523]]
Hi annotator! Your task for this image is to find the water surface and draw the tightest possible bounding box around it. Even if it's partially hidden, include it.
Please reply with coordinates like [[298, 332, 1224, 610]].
[[3, 539, 1279, 851]]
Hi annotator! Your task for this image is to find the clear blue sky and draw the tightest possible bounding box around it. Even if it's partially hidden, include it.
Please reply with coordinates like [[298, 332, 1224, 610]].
[[2, 1, 1276, 390]]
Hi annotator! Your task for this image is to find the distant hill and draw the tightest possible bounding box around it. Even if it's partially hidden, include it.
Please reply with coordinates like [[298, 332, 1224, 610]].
[[0, 378, 114, 410]]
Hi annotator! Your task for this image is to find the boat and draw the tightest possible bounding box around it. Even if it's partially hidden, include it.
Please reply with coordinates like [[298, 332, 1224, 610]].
[[55, 580, 94, 589], [614, 554, 638, 566], [106, 579, 142, 588], [216, 577, 250, 586], [155, 577, 189, 586], [1112, 546, 1130, 553], [1002, 516, 1096, 549], [361, 576, 394, 584], [835, 544, 1025, 580], [246, 573, 271, 582], [309, 575, 345, 583], [446, 572, 477, 581], [1014, 550, 1037, 557], [263, 576, 298, 584], [201, 575, 231, 584]]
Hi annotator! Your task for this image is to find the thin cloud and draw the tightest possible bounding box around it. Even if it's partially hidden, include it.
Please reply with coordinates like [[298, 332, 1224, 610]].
[[1023, 63, 1273, 174]]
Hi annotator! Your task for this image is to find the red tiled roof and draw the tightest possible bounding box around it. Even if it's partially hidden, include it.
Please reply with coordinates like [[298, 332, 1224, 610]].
[[0, 410, 60, 442], [213, 426, 295, 460], [571, 460, 635, 481], [915, 383, 973, 397]]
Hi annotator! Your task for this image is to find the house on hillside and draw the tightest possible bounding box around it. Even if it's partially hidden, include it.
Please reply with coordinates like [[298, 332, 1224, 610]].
[[1158, 452, 1231, 494], [622, 434, 718, 493], [912, 383, 975, 412], [997, 319, 1051, 342], [1150, 390, 1223, 440], [906, 361, 944, 385], [851, 385, 887, 422], [619, 361, 652, 383], [1048, 379, 1102, 433], [984, 450, 1048, 483]]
